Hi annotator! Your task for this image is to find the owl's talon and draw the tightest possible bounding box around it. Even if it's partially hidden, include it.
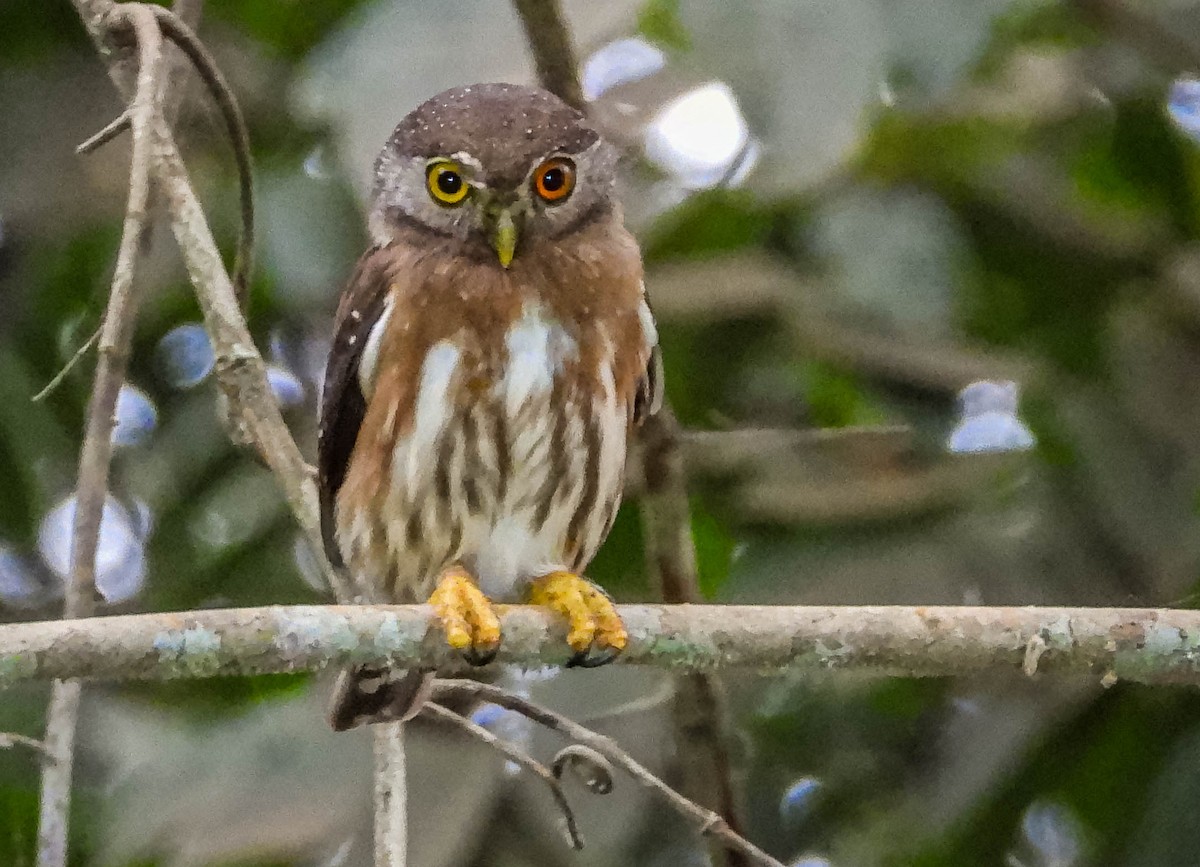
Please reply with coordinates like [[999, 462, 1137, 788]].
[[428, 565, 501, 664], [462, 645, 498, 667], [566, 646, 621, 669], [530, 571, 627, 667]]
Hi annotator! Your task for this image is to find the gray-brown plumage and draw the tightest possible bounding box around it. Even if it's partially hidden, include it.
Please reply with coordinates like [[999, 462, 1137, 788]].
[[319, 83, 661, 730]]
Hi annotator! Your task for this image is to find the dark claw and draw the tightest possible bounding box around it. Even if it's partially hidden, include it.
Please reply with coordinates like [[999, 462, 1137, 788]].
[[461, 644, 499, 667], [565, 645, 621, 669]]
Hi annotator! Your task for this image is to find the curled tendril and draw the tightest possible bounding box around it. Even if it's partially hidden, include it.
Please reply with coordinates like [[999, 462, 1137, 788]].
[[553, 744, 615, 795]]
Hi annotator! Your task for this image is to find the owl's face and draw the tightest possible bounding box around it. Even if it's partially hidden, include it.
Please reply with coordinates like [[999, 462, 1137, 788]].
[[370, 83, 619, 268]]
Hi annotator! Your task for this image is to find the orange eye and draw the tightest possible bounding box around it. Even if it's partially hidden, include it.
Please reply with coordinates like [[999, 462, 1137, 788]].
[[533, 158, 575, 203]]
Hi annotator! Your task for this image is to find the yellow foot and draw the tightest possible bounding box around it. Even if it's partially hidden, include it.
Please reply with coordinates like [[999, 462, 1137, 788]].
[[427, 565, 501, 666], [529, 571, 627, 668]]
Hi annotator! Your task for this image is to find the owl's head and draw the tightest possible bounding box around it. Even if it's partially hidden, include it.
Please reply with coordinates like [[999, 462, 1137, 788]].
[[370, 83, 619, 268]]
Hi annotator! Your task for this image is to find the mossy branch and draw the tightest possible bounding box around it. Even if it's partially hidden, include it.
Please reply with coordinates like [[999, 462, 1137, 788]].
[[3, 604, 1200, 686]]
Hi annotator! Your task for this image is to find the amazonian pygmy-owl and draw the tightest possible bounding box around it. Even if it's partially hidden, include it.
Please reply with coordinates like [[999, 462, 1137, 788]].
[[317, 83, 662, 730]]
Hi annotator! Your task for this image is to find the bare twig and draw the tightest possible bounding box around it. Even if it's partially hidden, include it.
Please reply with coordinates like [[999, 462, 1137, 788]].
[[371, 723, 407, 867], [76, 111, 131, 155], [73, 0, 345, 601], [511, 0, 585, 110], [160, 0, 204, 123], [0, 732, 53, 759], [37, 7, 163, 866], [421, 701, 586, 850], [69, 0, 370, 860], [432, 680, 786, 867], [35, 681, 79, 867], [148, 118, 350, 602], [31, 325, 102, 402], [639, 408, 747, 867], [6, 603, 1200, 685], [147, 3, 254, 303]]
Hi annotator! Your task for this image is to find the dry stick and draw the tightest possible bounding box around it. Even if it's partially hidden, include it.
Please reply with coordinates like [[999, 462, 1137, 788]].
[[420, 702, 586, 850], [112, 6, 396, 862], [9, 604, 1197, 684], [432, 680, 787, 867], [147, 3, 253, 303], [131, 8, 398, 862], [86, 6, 347, 602], [68, 0, 359, 859], [31, 325, 102, 403], [73, 0, 346, 594], [0, 732, 53, 759], [511, 0, 585, 111], [640, 407, 748, 867], [76, 110, 131, 155], [372, 722, 407, 867], [36, 7, 162, 867]]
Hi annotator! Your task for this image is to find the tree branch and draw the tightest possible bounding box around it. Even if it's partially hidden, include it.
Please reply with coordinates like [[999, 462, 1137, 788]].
[[511, 0, 585, 110], [420, 702, 586, 850], [38, 6, 162, 865], [4, 604, 1200, 685], [0, 732, 53, 759], [432, 680, 785, 867]]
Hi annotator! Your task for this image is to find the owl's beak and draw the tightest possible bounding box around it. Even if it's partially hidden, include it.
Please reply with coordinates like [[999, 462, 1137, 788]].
[[490, 209, 518, 269]]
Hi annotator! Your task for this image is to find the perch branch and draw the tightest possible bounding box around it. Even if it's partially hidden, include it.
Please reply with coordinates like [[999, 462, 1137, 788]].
[[511, 0, 585, 110], [432, 680, 785, 867], [421, 701, 585, 850], [38, 7, 162, 866], [5, 604, 1200, 685]]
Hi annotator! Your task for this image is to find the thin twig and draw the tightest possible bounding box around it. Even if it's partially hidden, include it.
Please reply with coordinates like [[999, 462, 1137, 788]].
[[372, 723, 407, 867], [160, 0, 204, 124], [31, 325, 102, 402], [37, 7, 162, 866], [421, 701, 585, 850], [34, 681, 79, 867], [147, 93, 349, 602], [147, 3, 254, 305], [76, 110, 131, 155], [0, 732, 53, 759], [431, 680, 787, 867], [511, 0, 584, 110], [70, 0, 344, 601]]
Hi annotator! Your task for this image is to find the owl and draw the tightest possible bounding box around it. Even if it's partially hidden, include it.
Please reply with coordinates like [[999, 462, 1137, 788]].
[[318, 83, 662, 730]]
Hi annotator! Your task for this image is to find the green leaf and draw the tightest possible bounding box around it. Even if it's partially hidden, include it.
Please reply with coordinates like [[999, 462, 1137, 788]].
[[637, 0, 692, 52]]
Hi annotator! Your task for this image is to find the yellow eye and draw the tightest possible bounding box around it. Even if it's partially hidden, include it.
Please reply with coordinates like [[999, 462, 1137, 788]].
[[426, 161, 469, 205], [533, 157, 575, 203]]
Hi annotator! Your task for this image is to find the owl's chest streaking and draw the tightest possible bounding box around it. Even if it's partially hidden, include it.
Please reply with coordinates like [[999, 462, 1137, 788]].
[[332, 237, 653, 603]]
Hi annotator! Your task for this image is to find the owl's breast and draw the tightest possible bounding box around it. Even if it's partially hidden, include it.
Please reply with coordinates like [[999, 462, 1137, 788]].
[[336, 300, 639, 602]]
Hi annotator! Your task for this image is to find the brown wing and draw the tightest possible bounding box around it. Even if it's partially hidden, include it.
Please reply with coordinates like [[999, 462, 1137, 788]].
[[318, 245, 395, 568], [633, 296, 663, 426]]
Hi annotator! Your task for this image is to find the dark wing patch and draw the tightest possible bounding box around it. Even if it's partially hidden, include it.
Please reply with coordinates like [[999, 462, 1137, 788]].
[[318, 246, 395, 568], [633, 296, 663, 426]]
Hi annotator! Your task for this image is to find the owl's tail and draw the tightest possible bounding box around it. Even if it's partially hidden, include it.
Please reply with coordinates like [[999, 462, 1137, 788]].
[[328, 665, 435, 731]]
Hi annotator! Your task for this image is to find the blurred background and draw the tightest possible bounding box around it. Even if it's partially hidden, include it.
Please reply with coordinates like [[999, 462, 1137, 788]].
[[4, 0, 1200, 864]]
